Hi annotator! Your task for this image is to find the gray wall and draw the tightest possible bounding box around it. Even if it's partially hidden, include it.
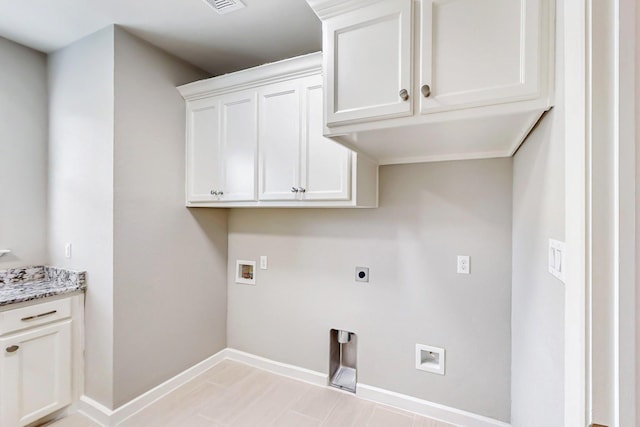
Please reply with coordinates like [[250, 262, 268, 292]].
[[0, 37, 48, 268], [48, 27, 116, 408], [48, 26, 228, 410], [511, 0, 565, 423], [227, 159, 513, 422], [112, 27, 228, 408]]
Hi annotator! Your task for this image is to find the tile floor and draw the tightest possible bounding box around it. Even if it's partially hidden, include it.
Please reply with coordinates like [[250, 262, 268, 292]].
[[48, 360, 454, 427]]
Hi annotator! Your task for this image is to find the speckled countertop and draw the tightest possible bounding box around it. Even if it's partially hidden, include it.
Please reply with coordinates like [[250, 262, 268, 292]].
[[0, 266, 86, 306]]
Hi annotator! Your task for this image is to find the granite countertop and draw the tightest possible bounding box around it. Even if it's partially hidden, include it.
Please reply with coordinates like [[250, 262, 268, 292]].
[[0, 266, 86, 306]]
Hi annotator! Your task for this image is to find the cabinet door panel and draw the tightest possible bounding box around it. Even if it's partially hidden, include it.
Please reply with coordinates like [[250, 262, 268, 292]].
[[258, 82, 301, 201], [302, 79, 351, 201], [0, 321, 72, 426], [420, 0, 541, 113], [186, 99, 221, 202], [325, 0, 412, 126], [221, 92, 257, 201]]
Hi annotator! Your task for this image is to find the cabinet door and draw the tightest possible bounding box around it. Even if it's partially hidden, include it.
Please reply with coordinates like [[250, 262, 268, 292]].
[[0, 321, 72, 427], [324, 0, 413, 127], [419, 0, 542, 114], [301, 76, 352, 201], [219, 91, 258, 201], [258, 81, 301, 201], [186, 98, 222, 202]]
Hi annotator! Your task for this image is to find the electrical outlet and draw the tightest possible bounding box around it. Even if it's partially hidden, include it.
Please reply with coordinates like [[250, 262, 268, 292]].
[[457, 256, 470, 274], [355, 267, 369, 282], [65, 243, 72, 259]]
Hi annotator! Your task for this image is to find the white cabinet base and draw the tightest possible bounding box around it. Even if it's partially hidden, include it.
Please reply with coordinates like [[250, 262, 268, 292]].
[[0, 294, 84, 427]]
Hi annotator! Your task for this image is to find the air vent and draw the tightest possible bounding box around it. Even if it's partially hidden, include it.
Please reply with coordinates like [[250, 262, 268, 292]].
[[203, 0, 246, 15]]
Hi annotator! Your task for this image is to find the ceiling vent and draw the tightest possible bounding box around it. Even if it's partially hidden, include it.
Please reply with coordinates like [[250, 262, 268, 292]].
[[203, 0, 246, 15]]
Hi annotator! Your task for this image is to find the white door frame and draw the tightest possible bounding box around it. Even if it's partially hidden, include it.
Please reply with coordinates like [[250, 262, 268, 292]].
[[564, 0, 637, 426]]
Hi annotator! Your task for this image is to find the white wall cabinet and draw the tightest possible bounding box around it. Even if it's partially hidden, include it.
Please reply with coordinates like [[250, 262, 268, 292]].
[[0, 295, 83, 427], [308, 0, 555, 164], [418, 0, 543, 114], [301, 79, 352, 201], [179, 53, 378, 208], [324, 0, 413, 126], [186, 91, 257, 203], [258, 75, 352, 202], [258, 80, 302, 201]]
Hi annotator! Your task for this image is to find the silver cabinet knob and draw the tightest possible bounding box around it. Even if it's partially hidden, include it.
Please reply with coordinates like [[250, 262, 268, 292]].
[[399, 89, 409, 101], [291, 187, 299, 193], [6, 345, 19, 353], [298, 187, 306, 193], [421, 84, 431, 98], [210, 190, 216, 195], [218, 191, 223, 196]]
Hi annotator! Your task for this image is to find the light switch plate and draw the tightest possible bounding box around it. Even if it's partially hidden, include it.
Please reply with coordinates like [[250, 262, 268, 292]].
[[260, 256, 268, 270], [549, 239, 565, 282]]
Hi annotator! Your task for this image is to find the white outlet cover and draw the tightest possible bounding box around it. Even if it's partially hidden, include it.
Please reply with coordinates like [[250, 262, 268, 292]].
[[457, 255, 470, 274]]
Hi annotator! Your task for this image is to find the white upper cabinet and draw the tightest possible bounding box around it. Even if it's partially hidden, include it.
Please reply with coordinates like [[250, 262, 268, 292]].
[[219, 91, 258, 201], [419, 0, 542, 114], [179, 53, 378, 208], [186, 91, 257, 203], [259, 75, 353, 202], [258, 81, 301, 201], [307, 0, 555, 164], [324, 0, 413, 126], [186, 99, 221, 203], [301, 77, 352, 201]]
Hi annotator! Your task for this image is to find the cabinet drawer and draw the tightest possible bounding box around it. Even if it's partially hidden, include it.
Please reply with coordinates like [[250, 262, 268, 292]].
[[0, 298, 72, 336]]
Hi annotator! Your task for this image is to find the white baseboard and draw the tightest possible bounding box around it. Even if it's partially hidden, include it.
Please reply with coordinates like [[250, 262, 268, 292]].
[[357, 384, 511, 427], [225, 349, 510, 427], [224, 348, 328, 387], [76, 348, 510, 427], [77, 348, 228, 426]]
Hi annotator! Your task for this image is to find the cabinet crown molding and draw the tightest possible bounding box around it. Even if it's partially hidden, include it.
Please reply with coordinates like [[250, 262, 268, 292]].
[[178, 52, 322, 101], [306, 0, 388, 19]]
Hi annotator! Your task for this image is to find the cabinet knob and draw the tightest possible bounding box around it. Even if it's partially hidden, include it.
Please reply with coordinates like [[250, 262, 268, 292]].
[[298, 187, 306, 193], [421, 84, 431, 98], [291, 187, 299, 193], [210, 190, 217, 196], [6, 345, 19, 353], [399, 89, 409, 101], [218, 191, 223, 196]]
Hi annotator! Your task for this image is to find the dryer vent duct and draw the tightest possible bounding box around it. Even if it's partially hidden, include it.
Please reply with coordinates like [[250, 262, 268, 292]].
[[203, 0, 246, 15]]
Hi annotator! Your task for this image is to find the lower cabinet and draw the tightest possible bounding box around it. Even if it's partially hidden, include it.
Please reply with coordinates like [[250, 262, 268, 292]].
[[0, 321, 71, 426], [0, 295, 82, 427], [179, 52, 378, 208]]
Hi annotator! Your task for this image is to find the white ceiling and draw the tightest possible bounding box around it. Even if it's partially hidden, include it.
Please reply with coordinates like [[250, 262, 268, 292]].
[[0, 0, 322, 75]]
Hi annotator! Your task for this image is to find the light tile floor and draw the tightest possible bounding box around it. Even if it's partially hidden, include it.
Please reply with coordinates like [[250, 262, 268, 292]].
[[48, 360, 454, 427]]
